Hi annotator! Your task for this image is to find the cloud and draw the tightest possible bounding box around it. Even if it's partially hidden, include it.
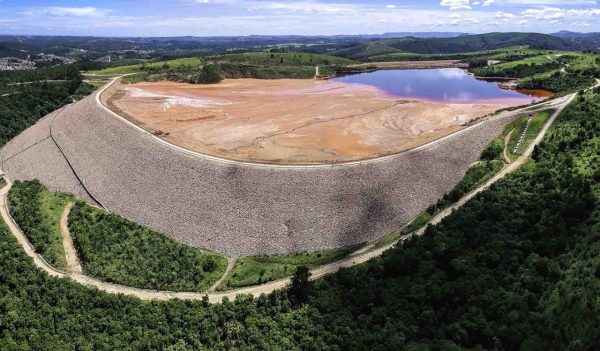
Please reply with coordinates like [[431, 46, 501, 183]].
[[496, 0, 596, 5], [494, 11, 515, 19], [0, 18, 20, 24], [449, 17, 480, 25], [440, 0, 472, 10], [6, 0, 600, 36], [441, 0, 497, 9], [521, 7, 565, 20], [520, 5, 600, 22], [246, 1, 358, 15], [566, 8, 600, 16], [43, 7, 111, 17]]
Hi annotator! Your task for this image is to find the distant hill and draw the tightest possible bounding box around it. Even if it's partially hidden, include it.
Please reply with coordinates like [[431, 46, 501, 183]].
[[368, 32, 465, 39], [1, 32, 597, 66], [330, 32, 590, 60], [552, 30, 600, 38], [551, 31, 600, 50]]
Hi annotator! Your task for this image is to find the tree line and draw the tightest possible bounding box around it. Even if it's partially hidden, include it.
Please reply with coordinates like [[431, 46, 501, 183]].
[[0, 65, 87, 146]]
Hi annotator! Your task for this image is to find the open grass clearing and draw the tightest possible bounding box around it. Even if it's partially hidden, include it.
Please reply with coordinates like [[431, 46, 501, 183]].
[[507, 111, 552, 160], [219, 245, 362, 290], [369, 46, 558, 63], [214, 52, 355, 66], [91, 57, 203, 75]]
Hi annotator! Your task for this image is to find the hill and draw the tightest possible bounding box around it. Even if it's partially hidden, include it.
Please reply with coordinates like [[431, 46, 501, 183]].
[[551, 31, 600, 51], [330, 33, 586, 60], [213, 52, 355, 66]]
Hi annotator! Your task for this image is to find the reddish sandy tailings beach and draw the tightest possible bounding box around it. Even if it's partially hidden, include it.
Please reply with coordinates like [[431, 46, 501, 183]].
[[108, 79, 519, 164]]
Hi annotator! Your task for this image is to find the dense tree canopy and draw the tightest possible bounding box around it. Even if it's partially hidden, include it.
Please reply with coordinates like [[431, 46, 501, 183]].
[[0, 65, 87, 146], [68, 202, 228, 291]]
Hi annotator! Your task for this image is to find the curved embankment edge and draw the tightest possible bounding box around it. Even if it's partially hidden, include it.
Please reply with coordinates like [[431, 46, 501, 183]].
[[96, 76, 547, 170], [0, 92, 574, 303]]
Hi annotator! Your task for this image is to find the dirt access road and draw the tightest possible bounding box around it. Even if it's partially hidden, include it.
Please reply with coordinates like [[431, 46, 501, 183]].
[[0, 89, 575, 303], [60, 202, 82, 273]]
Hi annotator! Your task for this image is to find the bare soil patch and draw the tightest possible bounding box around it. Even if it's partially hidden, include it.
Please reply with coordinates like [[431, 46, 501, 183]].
[[107, 79, 516, 164]]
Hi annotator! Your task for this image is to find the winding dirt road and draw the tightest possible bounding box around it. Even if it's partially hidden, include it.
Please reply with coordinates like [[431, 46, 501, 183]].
[[0, 90, 576, 303], [60, 202, 82, 273], [209, 258, 236, 292]]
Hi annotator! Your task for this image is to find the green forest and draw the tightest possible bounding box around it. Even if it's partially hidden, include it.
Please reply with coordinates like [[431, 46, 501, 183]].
[[0, 65, 90, 146], [67, 201, 228, 291], [115, 51, 366, 83], [471, 61, 560, 78], [517, 71, 595, 95], [0, 85, 598, 350]]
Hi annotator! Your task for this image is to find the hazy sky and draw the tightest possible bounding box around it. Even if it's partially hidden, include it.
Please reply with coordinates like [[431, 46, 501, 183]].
[[0, 0, 599, 36]]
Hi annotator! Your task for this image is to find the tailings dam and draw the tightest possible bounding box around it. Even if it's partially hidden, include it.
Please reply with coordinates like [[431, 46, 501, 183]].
[[0, 74, 539, 257]]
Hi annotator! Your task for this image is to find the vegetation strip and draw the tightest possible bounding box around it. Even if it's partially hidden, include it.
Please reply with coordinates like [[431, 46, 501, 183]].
[[66, 197, 228, 292], [219, 246, 361, 290]]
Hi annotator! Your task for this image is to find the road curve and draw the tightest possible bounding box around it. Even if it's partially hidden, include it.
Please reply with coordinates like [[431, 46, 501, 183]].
[[0, 91, 575, 303]]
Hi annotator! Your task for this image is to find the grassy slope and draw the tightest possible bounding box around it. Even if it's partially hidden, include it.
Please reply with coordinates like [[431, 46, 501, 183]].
[[93, 53, 352, 76], [68, 202, 227, 292], [215, 52, 355, 66], [470, 54, 566, 78], [516, 53, 597, 94], [507, 111, 551, 160], [220, 246, 360, 290], [91, 57, 203, 75], [99, 52, 356, 82], [368, 46, 538, 62], [8, 180, 72, 269]]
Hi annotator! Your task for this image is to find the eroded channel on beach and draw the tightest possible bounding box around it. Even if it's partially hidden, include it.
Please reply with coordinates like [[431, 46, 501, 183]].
[[106, 68, 550, 164]]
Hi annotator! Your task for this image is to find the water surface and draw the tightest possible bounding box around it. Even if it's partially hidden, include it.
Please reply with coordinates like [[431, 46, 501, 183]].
[[331, 68, 547, 105]]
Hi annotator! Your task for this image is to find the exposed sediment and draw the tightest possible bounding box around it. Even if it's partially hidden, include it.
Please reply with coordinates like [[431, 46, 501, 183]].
[[108, 80, 517, 165], [2, 88, 523, 257]]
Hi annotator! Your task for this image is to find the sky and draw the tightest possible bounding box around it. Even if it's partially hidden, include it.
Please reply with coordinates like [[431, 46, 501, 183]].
[[0, 0, 599, 36]]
